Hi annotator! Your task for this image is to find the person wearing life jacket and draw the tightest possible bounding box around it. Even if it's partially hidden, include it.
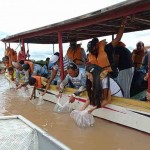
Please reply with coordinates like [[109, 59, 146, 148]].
[[87, 17, 127, 78], [17, 46, 27, 62], [132, 41, 145, 69], [66, 39, 87, 67], [29, 76, 48, 100], [58, 62, 86, 103], [5, 47, 17, 66]]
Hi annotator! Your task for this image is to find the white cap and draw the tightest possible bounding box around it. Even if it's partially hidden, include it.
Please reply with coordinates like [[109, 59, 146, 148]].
[[48, 55, 59, 68]]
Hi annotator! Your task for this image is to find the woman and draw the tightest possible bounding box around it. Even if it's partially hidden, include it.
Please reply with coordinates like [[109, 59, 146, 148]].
[[80, 64, 123, 113]]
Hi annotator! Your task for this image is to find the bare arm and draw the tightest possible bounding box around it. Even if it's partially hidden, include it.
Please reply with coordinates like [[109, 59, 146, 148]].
[[42, 69, 57, 95], [111, 17, 127, 47], [101, 89, 111, 107], [80, 99, 90, 111], [30, 86, 36, 100]]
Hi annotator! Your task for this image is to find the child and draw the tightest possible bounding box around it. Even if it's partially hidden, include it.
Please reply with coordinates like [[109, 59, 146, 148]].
[[29, 76, 48, 100]]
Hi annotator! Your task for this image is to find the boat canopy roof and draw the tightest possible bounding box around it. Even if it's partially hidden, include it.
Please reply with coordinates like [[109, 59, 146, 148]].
[[1, 0, 150, 44]]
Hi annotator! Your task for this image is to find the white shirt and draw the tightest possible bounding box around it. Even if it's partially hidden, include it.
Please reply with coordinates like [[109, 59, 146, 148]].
[[102, 77, 123, 97]]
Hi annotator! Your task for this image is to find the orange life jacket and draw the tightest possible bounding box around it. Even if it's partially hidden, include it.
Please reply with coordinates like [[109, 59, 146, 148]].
[[88, 40, 112, 72], [24, 61, 34, 74], [132, 49, 145, 69], [66, 44, 83, 65], [32, 76, 42, 88], [5, 47, 17, 67]]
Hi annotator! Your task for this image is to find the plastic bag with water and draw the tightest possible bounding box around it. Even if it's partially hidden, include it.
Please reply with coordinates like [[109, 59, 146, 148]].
[[36, 95, 45, 105], [70, 110, 95, 128], [53, 97, 72, 113]]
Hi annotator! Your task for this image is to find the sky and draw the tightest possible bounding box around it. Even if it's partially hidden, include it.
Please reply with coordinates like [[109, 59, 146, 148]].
[[0, 0, 150, 60]]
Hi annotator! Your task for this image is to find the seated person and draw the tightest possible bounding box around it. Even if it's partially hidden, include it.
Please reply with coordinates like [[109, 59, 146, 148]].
[[42, 52, 69, 96], [80, 64, 123, 113], [29, 76, 48, 100], [58, 62, 86, 102]]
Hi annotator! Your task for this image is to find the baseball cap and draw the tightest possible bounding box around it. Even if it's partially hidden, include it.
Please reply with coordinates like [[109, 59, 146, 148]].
[[48, 55, 59, 68]]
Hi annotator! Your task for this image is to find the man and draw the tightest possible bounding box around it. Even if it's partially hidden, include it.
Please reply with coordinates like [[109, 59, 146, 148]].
[[87, 17, 127, 78], [58, 62, 86, 103], [114, 42, 134, 98], [42, 52, 69, 96], [132, 41, 145, 69], [66, 39, 87, 67]]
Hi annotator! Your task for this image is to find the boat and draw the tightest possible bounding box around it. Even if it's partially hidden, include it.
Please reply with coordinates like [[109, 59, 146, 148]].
[[0, 115, 71, 150], [1, 0, 150, 133]]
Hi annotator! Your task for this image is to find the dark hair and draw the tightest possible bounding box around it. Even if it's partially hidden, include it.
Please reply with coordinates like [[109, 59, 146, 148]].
[[29, 77, 36, 86], [70, 38, 76, 43], [87, 38, 99, 52], [136, 41, 144, 47], [46, 57, 50, 61], [2, 56, 9, 62], [22, 64, 30, 71], [67, 62, 78, 70], [19, 60, 24, 64], [8, 66, 14, 72], [86, 64, 104, 107], [54, 52, 59, 57]]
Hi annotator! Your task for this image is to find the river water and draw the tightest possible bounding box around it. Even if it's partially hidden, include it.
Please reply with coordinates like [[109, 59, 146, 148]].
[[0, 74, 150, 150]]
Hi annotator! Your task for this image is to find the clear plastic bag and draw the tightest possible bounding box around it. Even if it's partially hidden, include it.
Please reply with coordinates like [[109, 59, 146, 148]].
[[8, 81, 16, 89], [70, 110, 95, 128], [53, 97, 72, 113], [18, 87, 30, 98], [36, 95, 45, 105]]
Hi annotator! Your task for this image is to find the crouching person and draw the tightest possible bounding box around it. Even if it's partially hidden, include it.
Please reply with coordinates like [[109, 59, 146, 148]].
[[58, 62, 86, 102], [29, 76, 48, 100], [80, 64, 123, 113]]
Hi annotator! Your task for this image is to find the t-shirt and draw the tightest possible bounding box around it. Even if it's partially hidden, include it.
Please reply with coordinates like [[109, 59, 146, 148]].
[[102, 77, 123, 97], [59, 68, 86, 94], [114, 46, 133, 70]]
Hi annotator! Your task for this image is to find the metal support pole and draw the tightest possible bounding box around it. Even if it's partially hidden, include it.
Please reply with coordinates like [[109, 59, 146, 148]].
[[58, 32, 64, 81], [21, 39, 26, 61]]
